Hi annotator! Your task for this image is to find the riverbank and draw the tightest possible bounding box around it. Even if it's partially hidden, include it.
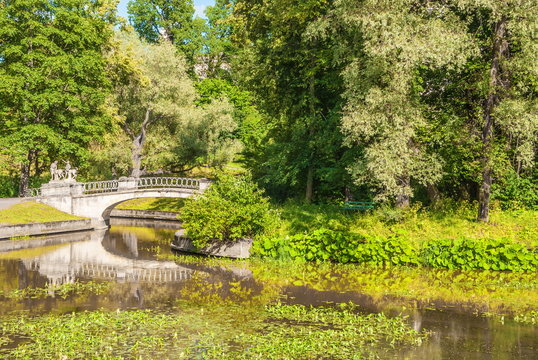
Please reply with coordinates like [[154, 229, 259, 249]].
[[0, 202, 94, 239], [0, 202, 84, 225], [0, 199, 182, 238]]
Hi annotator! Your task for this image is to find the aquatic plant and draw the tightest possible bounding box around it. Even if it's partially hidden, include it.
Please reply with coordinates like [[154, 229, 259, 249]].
[[0, 281, 111, 300], [0, 304, 426, 359]]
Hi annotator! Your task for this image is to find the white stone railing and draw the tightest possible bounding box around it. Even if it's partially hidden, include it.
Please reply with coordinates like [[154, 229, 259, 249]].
[[26, 176, 203, 198], [22, 187, 42, 198], [82, 180, 119, 194], [137, 177, 200, 190]]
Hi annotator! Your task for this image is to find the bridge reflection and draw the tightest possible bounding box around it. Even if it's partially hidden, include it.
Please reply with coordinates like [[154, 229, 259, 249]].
[[18, 230, 195, 285]]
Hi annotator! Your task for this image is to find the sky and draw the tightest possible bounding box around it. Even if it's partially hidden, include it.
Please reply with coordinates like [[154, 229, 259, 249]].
[[117, 0, 215, 19]]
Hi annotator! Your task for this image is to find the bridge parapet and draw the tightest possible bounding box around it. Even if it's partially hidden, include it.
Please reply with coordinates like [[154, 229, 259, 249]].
[[30, 176, 205, 198], [27, 176, 210, 227]]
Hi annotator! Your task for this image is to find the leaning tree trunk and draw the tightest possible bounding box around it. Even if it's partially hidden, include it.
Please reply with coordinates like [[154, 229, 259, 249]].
[[130, 109, 151, 178], [478, 17, 509, 223]]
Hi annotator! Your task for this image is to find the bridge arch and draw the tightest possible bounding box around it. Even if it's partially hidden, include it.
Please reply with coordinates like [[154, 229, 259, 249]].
[[98, 191, 192, 225]]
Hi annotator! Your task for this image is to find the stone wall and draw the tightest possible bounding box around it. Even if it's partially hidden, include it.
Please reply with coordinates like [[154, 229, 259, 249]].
[[0, 219, 94, 239], [110, 209, 180, 221]]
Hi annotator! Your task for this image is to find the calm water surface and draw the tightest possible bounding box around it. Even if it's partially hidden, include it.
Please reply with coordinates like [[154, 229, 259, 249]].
[[0, 218, 536, 359]]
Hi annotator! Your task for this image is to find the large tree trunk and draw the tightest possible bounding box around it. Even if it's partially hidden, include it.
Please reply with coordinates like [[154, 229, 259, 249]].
[[130, 109, 151, 178], [18, 150, 35, 197], [478, 17, 509, 222]]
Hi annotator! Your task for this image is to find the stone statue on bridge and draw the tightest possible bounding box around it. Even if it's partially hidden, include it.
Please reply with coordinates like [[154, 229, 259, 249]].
[[50, 161, 77, 182]]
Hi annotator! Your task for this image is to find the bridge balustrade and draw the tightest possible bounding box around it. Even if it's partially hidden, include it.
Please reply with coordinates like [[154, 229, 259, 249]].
[[24, 176, 203, 201], [82, 180, 120, 194], [137, 177, 200, 190]]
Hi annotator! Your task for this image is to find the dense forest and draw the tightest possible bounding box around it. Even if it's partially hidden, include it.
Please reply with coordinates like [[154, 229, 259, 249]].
[[1, 0, 537, 222]]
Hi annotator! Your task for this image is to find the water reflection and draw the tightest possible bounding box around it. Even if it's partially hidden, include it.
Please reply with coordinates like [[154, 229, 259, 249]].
[[9, 230, 191, 285], [0, 219, 536, 359]]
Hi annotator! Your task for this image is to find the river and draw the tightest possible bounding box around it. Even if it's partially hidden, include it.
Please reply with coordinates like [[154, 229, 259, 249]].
[[0, 218, 536, 359]]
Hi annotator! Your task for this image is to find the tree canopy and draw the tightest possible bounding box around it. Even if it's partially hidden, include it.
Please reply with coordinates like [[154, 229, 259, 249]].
[[1, 0, 536, 219], [0, 0, 118, 194]]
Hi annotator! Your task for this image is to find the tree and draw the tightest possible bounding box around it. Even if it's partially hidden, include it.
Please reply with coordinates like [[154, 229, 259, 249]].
[[230, 0, 351, 202], [113, 31, 196, 177], [323, 0, 538, 217], [112, 31, 239, 176], [319, 0, 473, 207], [127, 0, 204, 67], [167, 98, 240, 172], [0, 0, 118, 195], [465, 0, 538, 221], [195, 0, 235, 79]]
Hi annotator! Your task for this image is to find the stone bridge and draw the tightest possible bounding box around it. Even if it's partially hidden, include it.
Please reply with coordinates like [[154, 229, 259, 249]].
[[28, 177, 210, 228]]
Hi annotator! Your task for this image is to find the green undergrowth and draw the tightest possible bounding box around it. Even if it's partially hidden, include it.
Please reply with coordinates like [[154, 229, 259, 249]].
[[0, 202, 84, 225], [115, 197, 187, 212], [0, 304, 425, 359], [276, 201, 538, 246], [254, 229, 538, 272], [258, 201, 538, 272]]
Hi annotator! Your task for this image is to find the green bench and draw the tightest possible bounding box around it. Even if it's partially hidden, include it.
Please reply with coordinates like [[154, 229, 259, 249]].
[[342, 201, 376, 211]]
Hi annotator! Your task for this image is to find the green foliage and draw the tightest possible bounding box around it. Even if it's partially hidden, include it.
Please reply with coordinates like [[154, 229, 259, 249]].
[[127, 0, 203, 66], [169, 98, 240, 171], [421, 238, 538, 272], [0, 176, 18, 198], [492, 170, 538, 210], [230, 0, 353, 201], [181, 173, 278, 247], [0, 0, 118, 193], [255, 216, 538, 272], [195, 78, 266, 154], [254, 229, 420, 266]]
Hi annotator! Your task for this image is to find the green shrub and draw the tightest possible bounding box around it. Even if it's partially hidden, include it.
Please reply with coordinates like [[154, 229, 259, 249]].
[[0, 176, 18, 197], [181, 173, 279, 247], [492, 171, 538, 210], [421, 238, 538, 272]]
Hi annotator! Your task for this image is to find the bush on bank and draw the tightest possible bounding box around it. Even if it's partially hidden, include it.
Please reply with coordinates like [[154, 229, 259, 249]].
[[181, 172, 279, 248], [252, 229, 538, 272]]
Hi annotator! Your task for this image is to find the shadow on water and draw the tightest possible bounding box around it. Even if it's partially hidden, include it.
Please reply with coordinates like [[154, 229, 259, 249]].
[[0, 218, 535, 359]]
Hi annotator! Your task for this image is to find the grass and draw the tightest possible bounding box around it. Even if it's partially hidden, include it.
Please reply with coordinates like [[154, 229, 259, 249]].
[[115, 197, 187, 212], [276, 201, 538, 246], [0, 202, 84, 225]]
